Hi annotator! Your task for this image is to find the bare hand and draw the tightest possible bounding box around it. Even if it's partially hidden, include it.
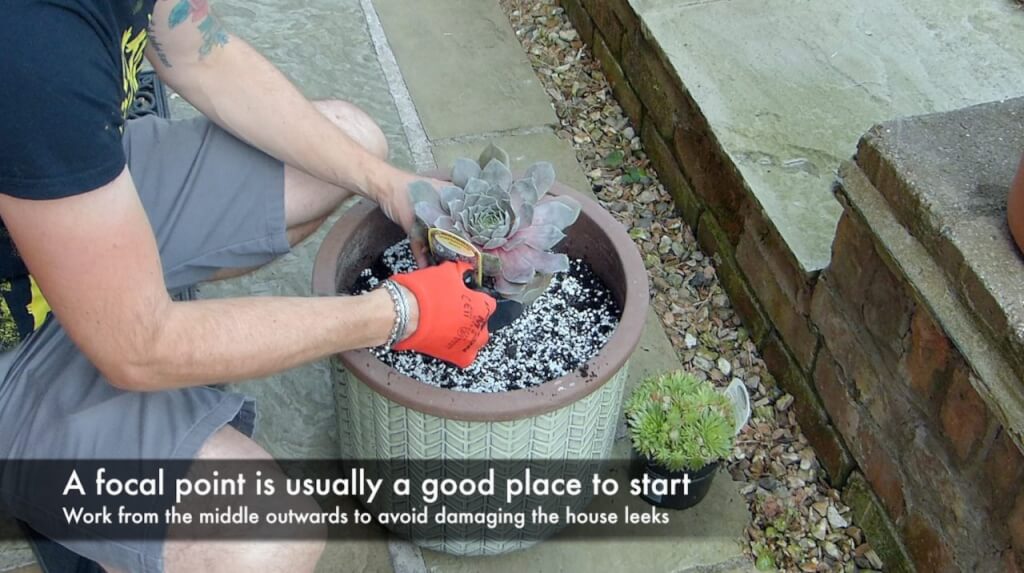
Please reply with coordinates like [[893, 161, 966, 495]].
[[374, 168, 445, 268]]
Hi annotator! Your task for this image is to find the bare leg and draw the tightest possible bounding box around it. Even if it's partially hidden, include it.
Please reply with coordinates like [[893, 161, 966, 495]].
[[158, 427, 325, 572], [207, 99, 390, 281]]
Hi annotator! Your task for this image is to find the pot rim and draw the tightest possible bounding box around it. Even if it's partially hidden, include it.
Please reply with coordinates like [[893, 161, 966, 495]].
[[636, 452, 721, 480], [312, 179, 649, 421]]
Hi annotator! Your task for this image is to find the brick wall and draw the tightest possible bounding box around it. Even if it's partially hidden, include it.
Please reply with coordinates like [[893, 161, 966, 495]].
[[560, 0, 1024, 570], [817, 201, 1019, 571]]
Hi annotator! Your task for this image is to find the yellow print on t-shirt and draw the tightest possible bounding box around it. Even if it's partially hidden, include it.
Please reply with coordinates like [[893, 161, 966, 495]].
[[119, 24, 149, 118]]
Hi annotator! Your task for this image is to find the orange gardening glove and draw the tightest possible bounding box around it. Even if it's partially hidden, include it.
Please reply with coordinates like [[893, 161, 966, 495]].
[[391, 261, 497, 368]]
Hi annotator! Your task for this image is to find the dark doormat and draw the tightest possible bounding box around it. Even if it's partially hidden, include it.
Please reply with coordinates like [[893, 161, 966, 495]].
[[128, 70, 172, 120]]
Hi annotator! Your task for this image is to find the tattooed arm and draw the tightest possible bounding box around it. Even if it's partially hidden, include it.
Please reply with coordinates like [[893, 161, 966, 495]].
[[145, 0, 419, 217]]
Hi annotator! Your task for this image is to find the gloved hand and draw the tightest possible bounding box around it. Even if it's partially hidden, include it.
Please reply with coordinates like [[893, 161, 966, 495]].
[[390, 261, 496, 368]]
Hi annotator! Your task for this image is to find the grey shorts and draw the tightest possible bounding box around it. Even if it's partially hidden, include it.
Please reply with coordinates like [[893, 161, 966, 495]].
[[0, 115, 290, 572]]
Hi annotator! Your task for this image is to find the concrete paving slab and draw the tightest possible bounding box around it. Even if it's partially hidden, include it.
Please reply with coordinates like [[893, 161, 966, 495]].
[[0, 537, 34, 573], [372, 0, 558, 140], [633, 0, 1024, 271], [0, 565, 39, 573], [171, 0, 415, 171], [431, 131, 592, 193]]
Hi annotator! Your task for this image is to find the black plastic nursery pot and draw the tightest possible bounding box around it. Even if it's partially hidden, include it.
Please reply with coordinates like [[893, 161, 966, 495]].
[[632, 453, 719, 510]]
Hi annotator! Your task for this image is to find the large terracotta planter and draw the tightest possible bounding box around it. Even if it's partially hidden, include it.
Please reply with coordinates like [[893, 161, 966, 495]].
[[311, 180, 648, 555], [1009, 153, 1024, 254]]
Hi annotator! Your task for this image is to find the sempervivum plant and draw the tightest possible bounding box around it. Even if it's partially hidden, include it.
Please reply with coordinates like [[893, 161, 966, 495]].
[[409, 144, 581, 304], [624, 372, 734, 472]]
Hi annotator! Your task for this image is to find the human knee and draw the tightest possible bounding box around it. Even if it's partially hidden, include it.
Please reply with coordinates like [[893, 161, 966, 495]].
[[167, 427, 327, 571], [165, 537, 325, 573], [313, 99, 389, 161]]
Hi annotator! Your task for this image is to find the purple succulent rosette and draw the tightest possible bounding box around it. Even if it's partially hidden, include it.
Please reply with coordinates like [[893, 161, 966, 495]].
[[409, 144, 581, 304]]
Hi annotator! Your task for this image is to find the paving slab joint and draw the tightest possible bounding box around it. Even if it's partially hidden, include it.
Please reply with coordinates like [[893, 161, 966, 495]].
[[361, 0, 436, 172], [429, 125, 558, 148]]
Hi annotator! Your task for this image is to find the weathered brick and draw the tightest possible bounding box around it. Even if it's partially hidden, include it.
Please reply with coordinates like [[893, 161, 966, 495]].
[[810, 278, 896, 421], [1011, 493, 1024, 562], [601, 0, 639, 34], [858, 427, 908, 523], [559, 0, 594, 47], [813, 348, 860, 441], [762, 334, 854, 485], [903, 513, 957, 573], [843, 472, 916, 573], [736, 218, 819, 371], [1004, 550, 1023, 573], [621, 28, 687, 141], [940, 371, 990, 462], [592, 32, 643, 130], [905, 305, 956, 412], [695, 212, 770, 345], [812, 281, 944, 487], [671, 114, 749, 244], [640, 120, 701, 229], [826, 212, 878, 309], [740, 211, 816, 310], [827, 209, 913, 366], [900, 428, 975, 530], [581, 0, 624, 56], [862, 258, 914, 364], [981, 427, 1024, 515]]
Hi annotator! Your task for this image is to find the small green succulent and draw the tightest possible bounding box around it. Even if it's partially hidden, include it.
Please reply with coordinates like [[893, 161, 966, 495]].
[[624, 372, 735, 472], [409, 144, 581, 304]]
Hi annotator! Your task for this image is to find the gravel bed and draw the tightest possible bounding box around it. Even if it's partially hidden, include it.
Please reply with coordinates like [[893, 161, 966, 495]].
[[352, 240, 620, 392], [499, 2, 883, 571]]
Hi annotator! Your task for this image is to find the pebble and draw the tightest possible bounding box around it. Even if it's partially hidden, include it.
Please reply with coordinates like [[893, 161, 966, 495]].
[[827, 505, 849, 529], [637, 190, 658, 203], [693, 356, 714, 371], [865, 549, 884, 569], [718, 357, 732, 376], [824, 541, 842, 560], [776, 394, 795, 411], [811, 501, 828, 517], [811, 519, 828, 541]]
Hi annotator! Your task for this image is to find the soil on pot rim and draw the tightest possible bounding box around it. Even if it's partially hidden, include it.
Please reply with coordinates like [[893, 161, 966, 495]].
[[350, 240, 621, 392]]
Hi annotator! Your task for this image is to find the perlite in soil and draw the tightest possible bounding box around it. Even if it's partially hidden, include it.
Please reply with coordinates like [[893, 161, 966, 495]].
[[353, 144, 621, 391]]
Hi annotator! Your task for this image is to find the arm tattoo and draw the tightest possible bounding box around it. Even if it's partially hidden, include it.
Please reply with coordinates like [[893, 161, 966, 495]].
[[148, 32, 173, 68], [166, 0, 229, 57]]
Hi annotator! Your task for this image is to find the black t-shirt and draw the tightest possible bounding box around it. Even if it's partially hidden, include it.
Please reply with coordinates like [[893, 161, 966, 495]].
[[0, 0, 155, 349]]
